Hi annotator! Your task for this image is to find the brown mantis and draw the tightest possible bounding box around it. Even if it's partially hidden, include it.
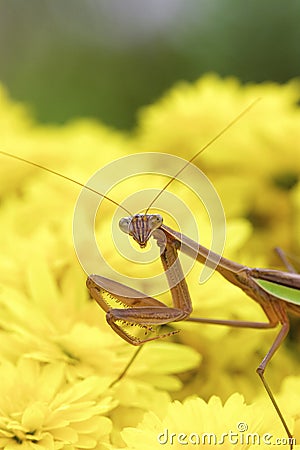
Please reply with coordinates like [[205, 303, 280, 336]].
[[0, 101, 299, 448]]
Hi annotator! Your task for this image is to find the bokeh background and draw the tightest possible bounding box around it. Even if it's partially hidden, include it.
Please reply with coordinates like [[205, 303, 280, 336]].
[[1, 0, 300, 129]]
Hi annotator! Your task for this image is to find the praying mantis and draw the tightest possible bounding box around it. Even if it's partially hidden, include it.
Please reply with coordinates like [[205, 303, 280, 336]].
[[0, 102, 299, 449]]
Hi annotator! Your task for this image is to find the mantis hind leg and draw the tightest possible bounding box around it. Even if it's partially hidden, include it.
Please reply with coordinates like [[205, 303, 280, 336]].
[[275, 247, 298, 274], [256, 306, 294, 448]]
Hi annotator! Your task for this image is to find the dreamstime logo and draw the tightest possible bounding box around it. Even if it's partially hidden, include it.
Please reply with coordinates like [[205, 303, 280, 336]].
[[72, 153, 226, 297], [157, 424, 296, 447]]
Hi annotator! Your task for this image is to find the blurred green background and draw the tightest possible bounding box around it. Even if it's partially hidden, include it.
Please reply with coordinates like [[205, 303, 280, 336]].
[[0, 0, 299, 130]]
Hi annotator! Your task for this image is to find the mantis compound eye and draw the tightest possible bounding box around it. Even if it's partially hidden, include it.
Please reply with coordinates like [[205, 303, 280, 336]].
[[149, 214, 163, 229], [119, 217, 132, 234]]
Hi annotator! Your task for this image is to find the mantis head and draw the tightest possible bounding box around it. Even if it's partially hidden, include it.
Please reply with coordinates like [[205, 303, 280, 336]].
[[119, 214, 163, 248]]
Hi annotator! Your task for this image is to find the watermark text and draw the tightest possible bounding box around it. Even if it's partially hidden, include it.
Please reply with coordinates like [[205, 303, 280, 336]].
[[157, 423, 296, 446]]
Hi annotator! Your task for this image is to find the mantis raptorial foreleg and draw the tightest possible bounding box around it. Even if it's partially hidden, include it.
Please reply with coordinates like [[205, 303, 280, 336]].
[[87, 230, 192, 345]]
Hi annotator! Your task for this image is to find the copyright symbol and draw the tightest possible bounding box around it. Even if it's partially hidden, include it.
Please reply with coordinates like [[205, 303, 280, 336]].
[[237, 422, 248, 432]]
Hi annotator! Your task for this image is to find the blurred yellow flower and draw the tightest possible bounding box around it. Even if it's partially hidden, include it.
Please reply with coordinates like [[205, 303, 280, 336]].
[[134, 74, 300, 260]]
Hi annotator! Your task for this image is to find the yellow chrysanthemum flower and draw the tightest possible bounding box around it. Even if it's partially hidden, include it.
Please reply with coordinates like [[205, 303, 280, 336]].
[[121, 393, 298, 449], [0, 358, 114, 449]]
